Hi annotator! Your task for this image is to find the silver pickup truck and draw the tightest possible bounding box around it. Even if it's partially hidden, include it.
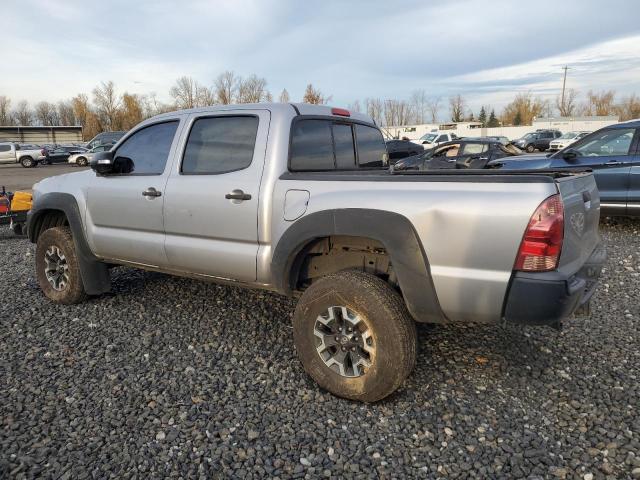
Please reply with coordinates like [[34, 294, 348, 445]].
[[27, 103, 605, 401], [0, 142, 45, 167]]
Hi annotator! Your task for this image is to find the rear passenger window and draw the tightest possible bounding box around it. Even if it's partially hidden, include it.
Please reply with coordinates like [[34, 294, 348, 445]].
[[355, 124, 387, 168], [290, 120, 335, 171], [182, 116, 258, 174], [333, 123, 356, 169], [0, 145, 11, 152], [462, 143, 488, 155]]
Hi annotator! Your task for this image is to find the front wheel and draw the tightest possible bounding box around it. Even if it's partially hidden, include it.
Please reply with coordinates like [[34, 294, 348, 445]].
[[76, 156, 88, 167], [526, 144, 535, 153], [35, 227, 88, 304], [293, 270, 417, 402]]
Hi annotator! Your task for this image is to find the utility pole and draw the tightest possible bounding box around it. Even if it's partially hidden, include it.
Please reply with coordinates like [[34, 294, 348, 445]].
[[560, 66, 569, 114]]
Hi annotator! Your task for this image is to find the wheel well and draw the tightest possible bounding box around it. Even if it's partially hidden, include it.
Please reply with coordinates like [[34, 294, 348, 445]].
[[291, 235, 397, 292], [31, 209, 69, 241]]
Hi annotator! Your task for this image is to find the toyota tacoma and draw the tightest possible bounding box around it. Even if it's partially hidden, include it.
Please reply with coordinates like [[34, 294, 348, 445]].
[[27, 103, 605, 401]]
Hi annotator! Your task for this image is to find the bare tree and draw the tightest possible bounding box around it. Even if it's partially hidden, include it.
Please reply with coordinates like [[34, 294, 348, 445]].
[[449, 95, 465, 123], [348, 100, 361, 113], [35, 101, 60, 126], [384, 99, 413, 126], [426, 97, 441, 123], [196, 85, 215, 106], [302, 84, 331, 105], [237, 74, 269, 103], [0, 96, 11, 125], [615, 94, 640, 121], [582, 90, 616, 116], [410, 90, 428, 124], [556, 88, 578, 116], [501, 92, 547, 125], [57, 100, 76, 125], [93, 81, 121, 130], [278, 88, 290, 103], [214, 71, 240, 104], [13, 100, 33, 126], [365, 98, 384, 125], [170, 76, 198, 109]]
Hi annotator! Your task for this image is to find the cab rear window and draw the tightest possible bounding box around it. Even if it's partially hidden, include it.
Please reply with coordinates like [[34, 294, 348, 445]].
[[289, 118, 386, 171]]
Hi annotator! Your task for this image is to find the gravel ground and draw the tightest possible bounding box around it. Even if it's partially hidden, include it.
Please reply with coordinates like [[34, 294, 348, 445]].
[[1, 219, 639, 479]]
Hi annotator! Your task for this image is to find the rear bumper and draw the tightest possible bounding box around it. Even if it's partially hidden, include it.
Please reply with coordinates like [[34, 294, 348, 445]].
[[503, 242, 606, 325]]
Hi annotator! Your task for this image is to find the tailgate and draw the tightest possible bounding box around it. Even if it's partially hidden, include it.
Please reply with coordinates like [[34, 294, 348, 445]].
[[555, 172, 601, 276]]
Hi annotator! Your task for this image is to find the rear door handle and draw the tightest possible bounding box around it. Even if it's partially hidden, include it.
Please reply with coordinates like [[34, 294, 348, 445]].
[[225, 189, 252, 201], [605, 160, 622, 166], [142, 187, 162, 197]]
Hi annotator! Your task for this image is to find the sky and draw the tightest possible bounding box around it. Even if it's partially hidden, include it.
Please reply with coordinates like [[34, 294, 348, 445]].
[[3, 0, 640, 115]]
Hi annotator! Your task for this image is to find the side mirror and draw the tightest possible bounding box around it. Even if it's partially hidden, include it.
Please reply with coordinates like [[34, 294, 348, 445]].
[[90, 151, 115, 175], [562, 149, 579, 162]]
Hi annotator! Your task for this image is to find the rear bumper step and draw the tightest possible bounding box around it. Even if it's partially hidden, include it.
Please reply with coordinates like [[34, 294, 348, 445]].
[[503, 242, 606, 326]]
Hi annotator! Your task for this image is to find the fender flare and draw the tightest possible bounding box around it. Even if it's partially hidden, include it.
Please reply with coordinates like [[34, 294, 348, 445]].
[[271, 208, 444, 323], [27, 192, 111, 295]]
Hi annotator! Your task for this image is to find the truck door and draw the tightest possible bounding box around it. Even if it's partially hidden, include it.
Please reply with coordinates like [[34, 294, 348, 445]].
[[628, 136, 640, 215], [162, 110, 270, 282], [0, 144, 13, 163], [85, 119, 182, 266], [553, 127, 637, 212]]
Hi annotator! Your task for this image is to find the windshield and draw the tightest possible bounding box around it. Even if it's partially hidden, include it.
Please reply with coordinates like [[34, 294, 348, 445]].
[[419, 133, 438, 143], [558, 132, 577, 139]]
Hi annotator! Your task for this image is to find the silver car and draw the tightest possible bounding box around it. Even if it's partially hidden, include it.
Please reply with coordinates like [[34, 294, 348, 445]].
[[67, 144, 112, 167]]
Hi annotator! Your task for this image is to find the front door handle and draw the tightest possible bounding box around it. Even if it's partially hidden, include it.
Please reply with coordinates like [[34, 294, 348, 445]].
[[605, 160, 622, 166], [225, 189, 252, 201], [142, 187, 162, 197]]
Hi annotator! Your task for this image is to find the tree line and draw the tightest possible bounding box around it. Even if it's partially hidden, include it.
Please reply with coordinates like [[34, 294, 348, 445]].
[[0, 73, 330, 141], [1, 72, 639, 141]]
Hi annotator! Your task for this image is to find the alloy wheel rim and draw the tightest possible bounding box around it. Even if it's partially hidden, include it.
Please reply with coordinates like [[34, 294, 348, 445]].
[[314, 306, 374, 378], [44, 245, 69, 291]]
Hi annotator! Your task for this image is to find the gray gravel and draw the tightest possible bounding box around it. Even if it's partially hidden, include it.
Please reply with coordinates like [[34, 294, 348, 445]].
[[1, 219, 639, 479]]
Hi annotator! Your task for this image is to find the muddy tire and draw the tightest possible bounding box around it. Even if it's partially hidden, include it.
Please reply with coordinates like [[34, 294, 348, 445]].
[[35, 227, 88, 304], [293, 270, 417, 402]]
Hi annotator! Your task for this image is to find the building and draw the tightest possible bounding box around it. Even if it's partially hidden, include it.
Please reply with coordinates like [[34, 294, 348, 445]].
[[0, 126, 83, 144]]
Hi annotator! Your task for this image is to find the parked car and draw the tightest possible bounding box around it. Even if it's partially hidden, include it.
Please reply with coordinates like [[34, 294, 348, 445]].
[[511, 129, 562, 152], [0, 142, 46, 167], [27, 103, 604, 402], [412, 131, 458, 150], [394, 139, 522, 170], [43, 145, 88, 165], [385, 139, 424, 162], [85, 131, 125, 150], [68, 144, 111, 167], [548, 131, 590, 152], [488, 120, 640, 216]]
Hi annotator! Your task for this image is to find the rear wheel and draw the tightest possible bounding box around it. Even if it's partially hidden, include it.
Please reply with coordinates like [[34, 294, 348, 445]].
[[35, 227, 87, 304], [76, 156, 88, 167], [293, 270, 417, 402], [20, 156, 35, 168]]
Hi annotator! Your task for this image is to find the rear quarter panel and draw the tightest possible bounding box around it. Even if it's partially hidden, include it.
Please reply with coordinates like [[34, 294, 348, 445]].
[[269, 177, 557, 323]]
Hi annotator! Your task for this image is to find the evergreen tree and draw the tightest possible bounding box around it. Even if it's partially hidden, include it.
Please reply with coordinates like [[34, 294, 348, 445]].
[[487, 109, 499, 127], [513, 111, 522, 126], [478, 106, 487, 126]]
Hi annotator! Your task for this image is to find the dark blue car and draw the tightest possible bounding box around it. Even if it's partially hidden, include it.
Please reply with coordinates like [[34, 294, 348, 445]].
[[488, 120, 640, 217]]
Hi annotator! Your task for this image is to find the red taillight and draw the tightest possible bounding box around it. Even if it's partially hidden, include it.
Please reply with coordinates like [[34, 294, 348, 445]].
[[331, 107, 350, 117], [514, 194, 564, 272]]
